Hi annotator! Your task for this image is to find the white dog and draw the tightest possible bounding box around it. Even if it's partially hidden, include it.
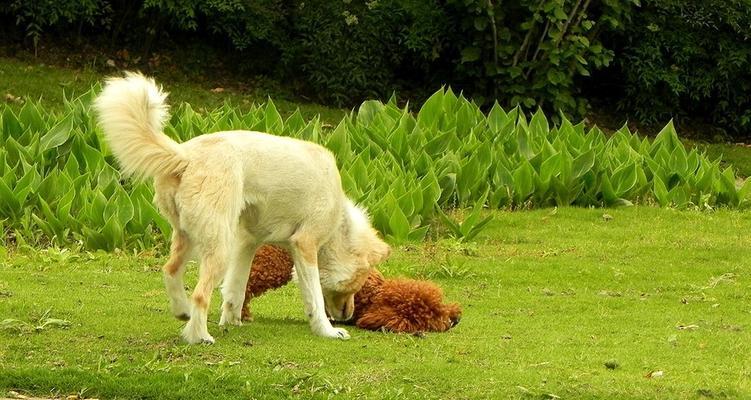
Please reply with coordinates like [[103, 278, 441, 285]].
[[94, 72, 390, 344]]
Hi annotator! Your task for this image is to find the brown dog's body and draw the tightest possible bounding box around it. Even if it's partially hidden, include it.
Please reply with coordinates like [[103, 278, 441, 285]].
[[243, 245, 461, 333], [241, 245, 294, 321]]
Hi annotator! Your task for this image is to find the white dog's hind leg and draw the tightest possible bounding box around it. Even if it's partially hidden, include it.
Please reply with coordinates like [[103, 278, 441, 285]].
[[290, 234, 350, 340], [162, 231, 192, 320], [182, 245, 229, 344], [220, 234, 257, 327]]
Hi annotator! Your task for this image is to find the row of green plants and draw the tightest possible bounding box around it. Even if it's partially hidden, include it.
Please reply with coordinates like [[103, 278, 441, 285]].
[[1, 88, 749, 251]]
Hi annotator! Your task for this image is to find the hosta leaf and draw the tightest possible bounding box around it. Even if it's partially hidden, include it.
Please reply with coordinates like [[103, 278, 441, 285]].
[[572, 149, 595, 179], [2, 108, 22, 139], [612, 162, 638, 197], [513, 161, 535, 204], [56, 186, 76, 224], [396, 191, 415, 218], [425, 129, 454, 154], [388, 206, 411, 242], [325, 120, 349, 159], [91, 191, 109, 226], [696, 164, 715, 193], [540, 152, 562, 183], [437, 173, 457, 206], [669, 186, 690, 208], [0, 178, 21, 217], [285, 109, 305, 134], [600, 173, 617, 203], [19, 102, 45, 133], [487, 102, 507, 133], [417, 88, 444, 128], [653, 176, 669, 207], [420, 170, 441, 216], [670, 146, 688, 177], [738, 178, 751, 205], [530, 108, 549, 136], [490, 186, 511, 208], [516, 128, 535, 160], [36, 196, 63, 235], [101, 214, 124, 250], [357, 100, 383, 127], [113, 188, 135, 228], [264, 99, 283, 134], [408, 226, 430, 242]]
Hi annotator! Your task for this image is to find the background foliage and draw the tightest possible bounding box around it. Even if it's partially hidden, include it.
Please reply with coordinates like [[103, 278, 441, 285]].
[[600, 0, 751, 135], [7, 0, 749, 138]]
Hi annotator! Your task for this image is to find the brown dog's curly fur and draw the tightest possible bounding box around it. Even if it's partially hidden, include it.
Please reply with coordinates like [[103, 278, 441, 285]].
[[243, 245, 461, 333], [352, 269, 461, 332]]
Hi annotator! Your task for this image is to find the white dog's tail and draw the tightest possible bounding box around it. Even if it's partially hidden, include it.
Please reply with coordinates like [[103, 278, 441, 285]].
[[94, 72, 187, 180]]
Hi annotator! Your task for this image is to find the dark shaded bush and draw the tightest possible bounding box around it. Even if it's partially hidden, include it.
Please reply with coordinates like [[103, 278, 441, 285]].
[[1, 0, 637, 114], [284, 0, 449, 104], [4, 0, 750, 137], [605, 0, 751, 136], [5, 0, 111, 52]]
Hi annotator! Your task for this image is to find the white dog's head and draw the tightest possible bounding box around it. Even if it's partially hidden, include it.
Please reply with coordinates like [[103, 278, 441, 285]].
[[318, 202, 391, 321]]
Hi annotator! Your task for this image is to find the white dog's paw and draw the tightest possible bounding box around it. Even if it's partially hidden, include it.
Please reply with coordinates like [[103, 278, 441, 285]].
[[219, 302, 243, 326], [219, 310, 242, 327], [169, 297, 191, 321], [182, 323, 215, 345], [319, 327, 351, 340], [172, 304, 191, 321]]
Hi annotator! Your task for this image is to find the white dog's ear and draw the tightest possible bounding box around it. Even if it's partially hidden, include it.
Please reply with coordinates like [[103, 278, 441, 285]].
[[367, 238, 391, 266]]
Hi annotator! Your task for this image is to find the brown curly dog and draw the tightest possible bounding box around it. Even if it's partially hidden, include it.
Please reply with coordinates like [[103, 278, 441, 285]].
[[241, 245, 294, 321], [242, 245, 461, 333]]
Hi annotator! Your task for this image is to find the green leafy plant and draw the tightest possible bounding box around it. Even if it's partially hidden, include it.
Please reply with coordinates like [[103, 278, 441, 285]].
[[0, 87, 748, 251]]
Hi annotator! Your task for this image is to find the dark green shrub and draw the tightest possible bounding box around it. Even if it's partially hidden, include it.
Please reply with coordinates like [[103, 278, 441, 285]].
[[141, 0, 289, 51], [612, 0, 751, 136], [285, 0, 448, 105], [442, 0, 637, 116], [5, 0, 111, 53], [1, 0, 637, 115]]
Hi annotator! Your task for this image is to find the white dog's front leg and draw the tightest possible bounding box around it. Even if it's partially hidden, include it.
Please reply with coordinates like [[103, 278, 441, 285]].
[[297, 264, 350, 339], [291, 239, 350, 340]]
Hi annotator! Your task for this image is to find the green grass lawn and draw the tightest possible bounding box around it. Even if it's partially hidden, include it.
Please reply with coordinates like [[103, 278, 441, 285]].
[[1, 207, 750, 399], [696, 142, 751, 178]]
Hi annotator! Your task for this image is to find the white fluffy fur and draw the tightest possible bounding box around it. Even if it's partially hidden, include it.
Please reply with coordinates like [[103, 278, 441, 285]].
[[94, 72, 390, 344]]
